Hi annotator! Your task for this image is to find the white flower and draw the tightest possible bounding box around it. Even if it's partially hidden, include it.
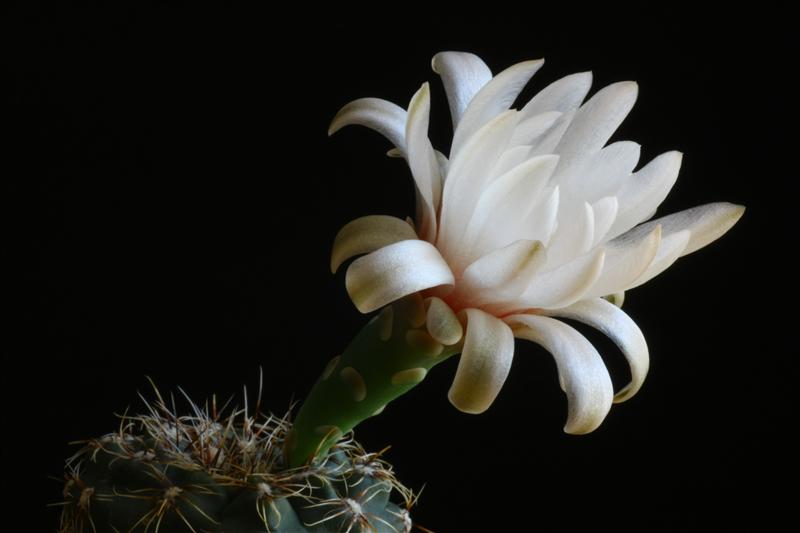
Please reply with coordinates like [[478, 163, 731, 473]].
[[328, 51, 743, 434]]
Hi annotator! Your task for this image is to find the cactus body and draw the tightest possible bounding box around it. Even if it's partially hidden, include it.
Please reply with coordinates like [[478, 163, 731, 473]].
[[59, 388, 413, 532]]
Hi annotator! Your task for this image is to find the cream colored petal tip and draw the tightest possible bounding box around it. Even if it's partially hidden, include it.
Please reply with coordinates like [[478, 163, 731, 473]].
[[448, 309, 515, 414], [328, 97, 408, 153], [545, 298, 649, 403], [682, 203, 745, 255], [331, 215, 417, 273], [623, 202, 745, 258], [425, 297, 463, 345], [509, 314, 613, 434], [345, 239, 454, 313]]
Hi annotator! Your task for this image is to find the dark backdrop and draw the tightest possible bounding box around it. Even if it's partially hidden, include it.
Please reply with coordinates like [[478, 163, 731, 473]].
[[9, 5, 795, 532]]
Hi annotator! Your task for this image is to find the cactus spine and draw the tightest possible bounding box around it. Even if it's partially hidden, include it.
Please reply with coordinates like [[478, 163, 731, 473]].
[[58, 383, 414, 532]]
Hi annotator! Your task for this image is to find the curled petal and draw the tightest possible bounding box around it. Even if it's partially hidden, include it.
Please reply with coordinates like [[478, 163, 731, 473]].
[[331, 215, 417, 273], [425, 297, 463, 345], [448, 309, 515, 414], [345, 240, 454, 313], [328, 98, 407, 153], [451, 59, 544, 158], [508, 314, 613, 434], [432, 51, 493, 129], [544, 298, 649, 403]]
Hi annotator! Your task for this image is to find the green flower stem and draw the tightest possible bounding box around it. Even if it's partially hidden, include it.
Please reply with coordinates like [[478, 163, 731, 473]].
[[286, 295, 461, 467]]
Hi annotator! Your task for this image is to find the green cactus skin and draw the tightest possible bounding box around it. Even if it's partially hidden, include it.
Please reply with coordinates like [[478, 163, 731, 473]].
[[287, 294, 462, 468], [58, 387, 414, 532]]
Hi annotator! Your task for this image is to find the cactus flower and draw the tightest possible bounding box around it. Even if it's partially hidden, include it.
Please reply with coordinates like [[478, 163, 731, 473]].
[[289, 51, 743, 466]]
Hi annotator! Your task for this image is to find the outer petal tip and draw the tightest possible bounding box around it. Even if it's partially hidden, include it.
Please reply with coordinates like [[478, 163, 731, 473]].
[[510, 314, 613, 435], [330, 215, 418, 273], [447, 309, 515, 415], [344, 240, 454, 313], [447, 389, 489, 414], [327, 115, 343, 137], [614, 384, 638, 404], [564, 419, 602, 435], [431, 52, 445, 73], [523, 58, 546, 69], [682, 202, 745, 255], [610, 80, 639, 103], [724, 202, 746, 229]]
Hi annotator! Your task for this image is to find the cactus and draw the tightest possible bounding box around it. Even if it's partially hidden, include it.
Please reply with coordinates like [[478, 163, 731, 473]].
[[57, 383, 414, 532]]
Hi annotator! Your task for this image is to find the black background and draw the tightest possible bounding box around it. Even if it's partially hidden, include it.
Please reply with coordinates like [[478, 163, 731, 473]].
[[9, 5, 796, 532]]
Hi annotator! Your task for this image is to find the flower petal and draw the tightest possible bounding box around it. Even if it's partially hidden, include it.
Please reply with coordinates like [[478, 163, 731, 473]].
[[431, 51, 493, 129], [435, 150, 450, 179], [544, 298, 649, 403], [553, 141, 641, 209], [627, 230, 691, 289], [619, 202, 745, 257], [448, 309, 515, 414], [520, 71, 593, 117], [462, 155, 559, 259], [499, 248, 605, 312], [331, 215, 418, 273], [406, 83, 443, 241], [607, 151, 683, 240], [439, 110, 520, 258], [491, 145, 534, 179], [425, 297, 463, 345], [450, 59, 544, 158], [591, 196, 619, 246], [474, 186, 561, 263], [555, 81, 638, 159], [518, 186, 561, 246], [529, 109, 577, 157], [508, 314, 613, 434], [460, 240, 546, 305], [583, 225, 661, 299], [328, 98, 407, 153], [345, 240, 454, 313], [546, 201, 595, 267], [510, 111, 562, 147]]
